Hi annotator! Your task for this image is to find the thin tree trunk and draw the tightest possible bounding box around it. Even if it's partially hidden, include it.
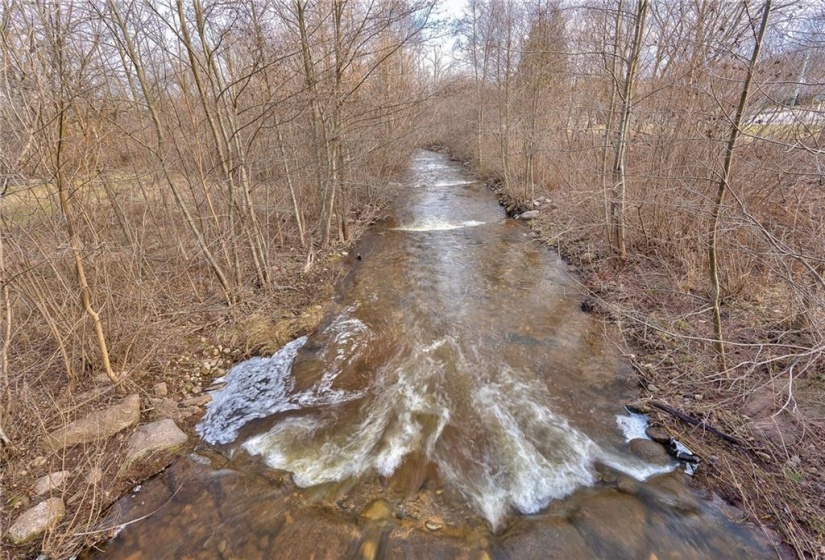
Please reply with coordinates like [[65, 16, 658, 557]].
[[276, 118, 306, 247], [0, 190, 12, 446], [295, 0, 327, 240], [321, 0, 344, 248], [708, 0, 772, 369], [610, 0, 648, 262], [601, 0, 624, 247], [54, 84, 120, 388]]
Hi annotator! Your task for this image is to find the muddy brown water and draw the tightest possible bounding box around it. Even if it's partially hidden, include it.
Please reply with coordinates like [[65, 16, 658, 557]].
[[92, 151, 774, 559]]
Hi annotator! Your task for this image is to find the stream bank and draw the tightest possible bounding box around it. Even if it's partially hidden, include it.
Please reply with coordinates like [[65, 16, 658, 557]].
[[479, 166, 818, 558], [2, 237, 372, 559]]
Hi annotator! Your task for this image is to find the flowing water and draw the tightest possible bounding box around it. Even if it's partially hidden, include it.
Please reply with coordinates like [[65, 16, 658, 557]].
[[94, 151, 774, 559]]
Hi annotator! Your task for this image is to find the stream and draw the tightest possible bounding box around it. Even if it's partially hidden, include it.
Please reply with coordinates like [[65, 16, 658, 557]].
[[94, 151, 774, 559]]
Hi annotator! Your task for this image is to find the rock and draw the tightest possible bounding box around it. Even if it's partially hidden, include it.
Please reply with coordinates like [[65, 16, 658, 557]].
[[517, 210, 539, 220], [46, 394, 140, 450], [123, 419, 187, 471], [180, 394, 211, 407], [149, 397, 180, 420], [93, 373, 113, 385], [362, 500, 393, 521], [742, 387, 776, 418], [646, 384, 659, 393], [625, 400, 651, 414], [628, 438, 671, 466], [748, 414, 800, 446], [645, 426, 671, 445], [152, 382, 168, 397], [616, 475, 641, 495], [424, 517, 443, 531], [494, 518, 595, 559], [388, 526, 469, 559], [33, 471, 70, 496], [31, 456, 47, 468], [571, 491, 647, 559], [6, 498, 65, 545], [581, 252, 595, 264], [87, 467, 104, 485], [643, 472, 700, 513]]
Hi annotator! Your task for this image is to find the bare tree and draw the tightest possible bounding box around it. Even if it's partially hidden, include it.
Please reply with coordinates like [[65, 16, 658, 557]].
[[708, 0, 772, 369], [609, 0, 647, 262]]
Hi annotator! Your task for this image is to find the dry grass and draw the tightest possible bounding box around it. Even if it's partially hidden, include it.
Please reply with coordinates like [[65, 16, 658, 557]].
[[0, 250, 359, 558]]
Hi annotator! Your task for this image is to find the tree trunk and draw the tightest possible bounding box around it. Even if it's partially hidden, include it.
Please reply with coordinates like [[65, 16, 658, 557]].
[[55, 105, 120, 387], [610, 0, 648, 262], [708, 0, 772, 371], [601, 0, 624, 247], [0, 190, 12, 446]]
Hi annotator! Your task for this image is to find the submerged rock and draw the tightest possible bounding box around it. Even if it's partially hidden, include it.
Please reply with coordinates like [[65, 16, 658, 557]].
[[628, 438, 671, 466], [46, 394, 140, 450], [495, 518, 596, 559], [571, 492, 648, 560], [361, 500, 393, 522], [6, 497, 65, 545]]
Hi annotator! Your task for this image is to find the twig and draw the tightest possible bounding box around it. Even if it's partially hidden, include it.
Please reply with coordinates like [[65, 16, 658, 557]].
[[650, 400, 744, 446], [72, 483, 182, 537]]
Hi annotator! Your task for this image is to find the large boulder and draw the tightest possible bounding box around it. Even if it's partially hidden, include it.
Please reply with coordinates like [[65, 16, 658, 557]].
[[46, 394, 140, 450], [6, 497, 65, 545], [123, 419, 187, 474]]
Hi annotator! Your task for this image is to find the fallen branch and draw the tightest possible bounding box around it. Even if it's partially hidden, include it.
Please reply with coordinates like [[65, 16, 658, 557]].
[[650, 401, 744, 446]]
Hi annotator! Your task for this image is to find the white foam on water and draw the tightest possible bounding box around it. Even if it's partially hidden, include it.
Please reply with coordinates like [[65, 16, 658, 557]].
[[197, 336, 308, 445], [616, 412, 650, 441], [198, 309, 370, 446], [238, 334, 673, 530], [433, 179, 477, 187], [244, 338, 452, 488], [392, 219, 486, 232], [439, 376, 599, 527]]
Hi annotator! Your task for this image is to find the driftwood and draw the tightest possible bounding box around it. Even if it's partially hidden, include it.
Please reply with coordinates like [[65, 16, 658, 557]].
[[650, 401, 743, 446]]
